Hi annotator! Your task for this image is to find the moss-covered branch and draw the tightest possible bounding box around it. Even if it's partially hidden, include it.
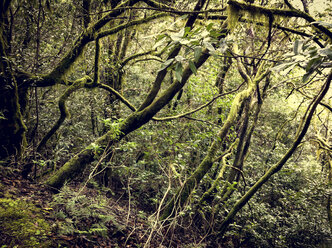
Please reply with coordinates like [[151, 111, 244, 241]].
[[221, 85, 266, 202], [45, 22, 220, 191], [197, 138, 239, 206], [98, 83, 137, 112], [160, 49, 268, 220], [121, 5, 227, 16], [46, 48, 211, 190], [311, 137, 332, 152], [120, 51, 154, 67], [96, 13, 167, 40], [137, 0, 208, 111], [37, 76, 92, 153], [46, 0, 238, 191], [142, 0, 227, 15], [152, 83, 243, 121], [45, 1, 165, 84], [217, 69, 332, 236], [228, 0, 332, 41], [45, 125, 126, 190]]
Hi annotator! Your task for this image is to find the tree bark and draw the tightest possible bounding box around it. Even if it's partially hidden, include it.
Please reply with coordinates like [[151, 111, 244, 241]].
[[0, 1, 27, 160]]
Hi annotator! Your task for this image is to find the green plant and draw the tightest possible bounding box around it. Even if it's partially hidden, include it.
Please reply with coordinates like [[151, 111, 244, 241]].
[[0, 198, 52, 247], [51, 186, 123, 237]]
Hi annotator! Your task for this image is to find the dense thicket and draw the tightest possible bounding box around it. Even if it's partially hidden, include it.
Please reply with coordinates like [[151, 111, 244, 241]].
[[0, 0, 331, 247]]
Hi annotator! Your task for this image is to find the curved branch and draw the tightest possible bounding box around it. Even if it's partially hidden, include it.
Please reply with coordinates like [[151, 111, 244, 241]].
[[160, 43, 265, 220], [312, 137, 332, 152], [199, 13, 324, 47], [45, 9, 231, 191], [197, 138, 239, 207], [36, 76, 137, 153], [120, 50, 154, 67], [98, 83, 137, 112], [114, 6, 227, 15], [96, 13, 167, 40], [46, 0, 138, 82], [152, 82, 244, 121], [37, 76, 92, 152]]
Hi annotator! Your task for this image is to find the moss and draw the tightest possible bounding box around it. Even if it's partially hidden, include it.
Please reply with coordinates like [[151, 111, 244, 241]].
[[0, 198, 52, 247], [227, 3, 241, 31], [46, 148, 95, 190], [227, 0, 285, 33]]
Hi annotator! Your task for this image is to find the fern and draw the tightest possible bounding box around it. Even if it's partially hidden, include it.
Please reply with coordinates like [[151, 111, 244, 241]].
[[51, 186, 119, 238]]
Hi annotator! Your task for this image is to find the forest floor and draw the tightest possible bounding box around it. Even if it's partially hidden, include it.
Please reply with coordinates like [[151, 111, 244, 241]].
[[0, 167, 198, 248]]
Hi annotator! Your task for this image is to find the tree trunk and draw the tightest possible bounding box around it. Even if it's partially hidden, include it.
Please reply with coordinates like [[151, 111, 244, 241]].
[[0, 1, 27, 160]]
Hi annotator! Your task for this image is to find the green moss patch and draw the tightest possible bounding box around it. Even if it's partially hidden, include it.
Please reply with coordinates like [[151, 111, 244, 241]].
[[0, 198, 52, 247]]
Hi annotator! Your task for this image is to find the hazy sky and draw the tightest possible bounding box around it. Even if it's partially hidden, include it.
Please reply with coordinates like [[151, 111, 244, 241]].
[[292, 0, 330, 14]]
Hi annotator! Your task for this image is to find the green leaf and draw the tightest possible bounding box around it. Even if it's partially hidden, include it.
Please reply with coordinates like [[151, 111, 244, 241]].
[[159, 58, 174, 71], [189, 60, 197, 75], [271, 61, 295, 73], [206, 23, 214, 31], [179, 39, 191, 45], [153, 37, 166, 50], [170, 28, 185, 42], [311, 21, 332, 28], [203, 41, 215, 53], [218, 39, 228, 53], [156, 33, 167, 42], [180, 14, 188, 20], [303, 60, 322, 82], [184, 27, 191, 35], [210, 30, 222, 38], [280, 63, 296, 76], [305, 57, 321, 71], [175, 55, 185, 62], [302, 71, 312, 83], [194, 47, 202, 62], [0, 112, 7, 120], [174, 62, 183, 82], [318, 47, 332, 57], [293, 40, 303, 55]]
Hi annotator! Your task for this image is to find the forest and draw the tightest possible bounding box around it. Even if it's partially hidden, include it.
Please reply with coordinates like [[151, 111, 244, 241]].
[[0, 0, 331, 247]]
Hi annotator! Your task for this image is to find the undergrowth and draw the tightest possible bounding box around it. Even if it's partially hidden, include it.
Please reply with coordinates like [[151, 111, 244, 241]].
[[51, 185, 124, 238]]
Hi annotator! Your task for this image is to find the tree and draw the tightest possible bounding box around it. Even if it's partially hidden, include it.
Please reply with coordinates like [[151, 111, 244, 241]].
[[1, 0, 331, 245], [0, 0, 27, 159]]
